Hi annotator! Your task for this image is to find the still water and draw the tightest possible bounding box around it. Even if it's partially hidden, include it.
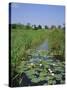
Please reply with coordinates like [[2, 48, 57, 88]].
[[29, 39, 53, 63]]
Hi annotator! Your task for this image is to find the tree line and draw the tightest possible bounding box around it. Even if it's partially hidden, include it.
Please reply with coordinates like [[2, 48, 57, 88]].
[[10, 23, 65, 30]]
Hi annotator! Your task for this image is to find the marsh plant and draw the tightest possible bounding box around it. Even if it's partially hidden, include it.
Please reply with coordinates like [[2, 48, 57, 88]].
[[11, 24, 65, 87]]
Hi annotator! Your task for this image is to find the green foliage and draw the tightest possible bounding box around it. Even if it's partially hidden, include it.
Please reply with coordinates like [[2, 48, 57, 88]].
[[17, 60, 65, 85], [33, 24, 38, 30], [11, 24, 17, 29], [44, 25, 49, 29], [48, 29, 65, 59], [26, 23, 32, 29], [11, 29, 48, 79], [50, 25, 56, 30], [11, 27, 65, 86], [58, 25, 61, 29], [38, 25, 42, 29]]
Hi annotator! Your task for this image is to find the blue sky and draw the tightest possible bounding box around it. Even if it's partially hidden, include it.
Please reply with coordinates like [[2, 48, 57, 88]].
[[11, 3, 65, 27]]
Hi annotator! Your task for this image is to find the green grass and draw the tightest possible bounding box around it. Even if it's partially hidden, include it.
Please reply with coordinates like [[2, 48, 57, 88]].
[[11, 29, 48, 64], [48, 29, 65, 55], [11, 28, 65, 86]]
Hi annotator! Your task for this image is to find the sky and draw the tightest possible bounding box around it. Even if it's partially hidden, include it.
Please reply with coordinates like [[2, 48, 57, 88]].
[[10, 3, 65, 27]]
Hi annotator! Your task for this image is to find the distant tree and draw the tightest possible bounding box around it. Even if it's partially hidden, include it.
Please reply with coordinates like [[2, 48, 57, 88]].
[[38, 25, 42, 29], [51, 25, 56, 30], [21, 24, 25, 29], [11, 24, 17, 29], [44, 25, 49, 29], [33, 24, 38, 30], [17, 23, 24, 29], [26, 23, 31, 29], [58, 25, 61, 29], [62, 23, 65, 30]]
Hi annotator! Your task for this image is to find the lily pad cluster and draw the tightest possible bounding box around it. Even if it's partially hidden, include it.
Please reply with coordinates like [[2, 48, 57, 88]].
[[16, 59, 65, 86], [12, 50, 65, 86]]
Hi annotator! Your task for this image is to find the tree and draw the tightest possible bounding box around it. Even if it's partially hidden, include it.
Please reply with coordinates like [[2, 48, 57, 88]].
[[44, 25, 49, 29], [17, 23, 24, 29], [26, 23, 31, 29], [51, 25, 56, 30], [38, 25, 42, 29], [11, 24, 17, 29], [33, 24, 38, 30], [58, 25, 61, 29], [62, 23, 65, 30]]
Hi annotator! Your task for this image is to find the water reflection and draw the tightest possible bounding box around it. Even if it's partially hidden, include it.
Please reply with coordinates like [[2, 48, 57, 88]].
[[37, 39, 48, 51], [28, 39, 53, 63]]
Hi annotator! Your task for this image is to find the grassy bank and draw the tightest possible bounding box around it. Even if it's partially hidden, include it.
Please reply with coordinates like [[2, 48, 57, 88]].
[[11, 29, 49, 77]]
